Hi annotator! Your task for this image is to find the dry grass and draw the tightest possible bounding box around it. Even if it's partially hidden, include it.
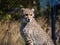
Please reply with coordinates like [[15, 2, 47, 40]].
[[0, 20, 24, 45]]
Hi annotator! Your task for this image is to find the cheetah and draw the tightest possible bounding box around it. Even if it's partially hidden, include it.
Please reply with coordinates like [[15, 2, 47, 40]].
[[20, 8, 54, 45]]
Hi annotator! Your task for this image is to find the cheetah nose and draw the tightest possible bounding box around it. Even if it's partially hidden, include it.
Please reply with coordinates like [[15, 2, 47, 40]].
[[27, 19, 30, 22]]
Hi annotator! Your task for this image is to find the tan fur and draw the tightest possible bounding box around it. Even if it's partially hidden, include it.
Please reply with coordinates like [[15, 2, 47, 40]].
[[20, 8, 54, 45]]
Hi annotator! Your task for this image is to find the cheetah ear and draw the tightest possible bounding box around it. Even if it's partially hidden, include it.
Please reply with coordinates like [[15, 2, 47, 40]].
[[21, 8, 25, 10], [20, 8, 25, 16], [32, 8, 34, 12], [20, 8, 25, 13]]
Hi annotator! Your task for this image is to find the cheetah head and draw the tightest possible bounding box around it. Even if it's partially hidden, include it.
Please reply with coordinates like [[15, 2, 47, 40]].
[[20, 8, 34, 23]]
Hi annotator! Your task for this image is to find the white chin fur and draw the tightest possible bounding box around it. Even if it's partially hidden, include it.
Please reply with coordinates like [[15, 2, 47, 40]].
[[22, 19, 32, 23], [30, 19, 32, 22]]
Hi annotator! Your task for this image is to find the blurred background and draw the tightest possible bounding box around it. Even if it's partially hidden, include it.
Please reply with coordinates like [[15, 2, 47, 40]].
[[0, 0, 60, 45]]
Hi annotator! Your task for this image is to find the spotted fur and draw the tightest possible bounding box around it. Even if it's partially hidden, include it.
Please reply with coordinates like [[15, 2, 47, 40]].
[[20, 8, 54, 45]]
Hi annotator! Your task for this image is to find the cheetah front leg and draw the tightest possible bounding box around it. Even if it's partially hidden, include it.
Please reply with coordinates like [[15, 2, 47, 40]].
[[24, 31, 34, 45], [25, 40, 34, 45]]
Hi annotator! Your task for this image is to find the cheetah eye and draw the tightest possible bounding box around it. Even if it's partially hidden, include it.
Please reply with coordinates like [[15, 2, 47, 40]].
[[30, 14, 32, 16], [25, 14, 28, 16]]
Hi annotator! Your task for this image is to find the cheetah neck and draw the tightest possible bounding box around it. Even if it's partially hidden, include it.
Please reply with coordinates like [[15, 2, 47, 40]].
[[20, 18, 36, 30]]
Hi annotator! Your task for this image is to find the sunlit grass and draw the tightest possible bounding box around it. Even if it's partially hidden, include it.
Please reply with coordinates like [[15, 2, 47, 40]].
[[0, 20, 24, 45]]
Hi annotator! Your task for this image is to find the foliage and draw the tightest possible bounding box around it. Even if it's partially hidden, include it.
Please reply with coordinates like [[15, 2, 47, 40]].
[[0, 0, 60, 21]]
